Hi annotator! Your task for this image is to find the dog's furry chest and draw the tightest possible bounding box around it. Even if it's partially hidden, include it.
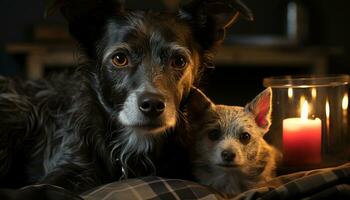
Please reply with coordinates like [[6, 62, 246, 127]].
[[26, 130, 80, 182], [23, 95, 86, 181], [42, 117, 81, 175]]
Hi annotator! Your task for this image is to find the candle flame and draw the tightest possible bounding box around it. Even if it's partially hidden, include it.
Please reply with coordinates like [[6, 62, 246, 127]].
[[288, 88, 293, 99], [301, 100, 309, 120], [300, 96, 306, 106], [326, 100, 330, 119], [311, 88, 317, 99], [342, 93, 348, 110]]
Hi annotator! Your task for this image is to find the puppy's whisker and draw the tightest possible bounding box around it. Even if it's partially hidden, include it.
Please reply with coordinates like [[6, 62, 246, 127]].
[[176, 109, 188, 124]]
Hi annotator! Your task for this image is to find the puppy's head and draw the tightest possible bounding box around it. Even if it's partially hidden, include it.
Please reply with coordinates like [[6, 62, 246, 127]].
[[53, 0, 253, 135], [188, 88, 272, 174]]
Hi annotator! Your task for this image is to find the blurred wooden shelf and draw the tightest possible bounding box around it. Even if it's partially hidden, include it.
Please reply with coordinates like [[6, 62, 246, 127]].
[[6, 42, 77, 79], [215, 46, 342, 74], [6, 42, 341, 79]]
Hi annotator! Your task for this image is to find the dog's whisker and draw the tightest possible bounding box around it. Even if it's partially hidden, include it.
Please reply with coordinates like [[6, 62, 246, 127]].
[[176, 109, 189, 126]]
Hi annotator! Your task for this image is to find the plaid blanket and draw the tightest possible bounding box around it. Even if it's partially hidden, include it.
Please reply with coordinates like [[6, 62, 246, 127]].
[[82, 163, 350, 200], [82, 176, 223, 200], [234, 162, 350, 200], [1, 163, 350, 200]]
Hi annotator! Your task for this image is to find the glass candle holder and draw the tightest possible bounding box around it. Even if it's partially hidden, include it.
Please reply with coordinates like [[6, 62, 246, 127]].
[[264, 75, 350, 171]]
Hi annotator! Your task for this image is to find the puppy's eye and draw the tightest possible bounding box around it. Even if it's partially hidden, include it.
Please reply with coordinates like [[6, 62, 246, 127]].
[[208, 130, 222, 141], [239, 132, 251, 145], [171, 55, 187, 69], [112, 53, 128, 68]]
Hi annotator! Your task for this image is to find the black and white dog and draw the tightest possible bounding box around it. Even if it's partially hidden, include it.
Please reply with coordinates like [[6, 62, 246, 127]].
[[0, 0, 252, 193]]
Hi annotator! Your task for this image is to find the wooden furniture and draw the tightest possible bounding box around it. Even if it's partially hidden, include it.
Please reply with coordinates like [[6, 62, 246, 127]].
[[6, 42, 339, 79], [215, 46, 341, 74], [6, 43, 76, 79]]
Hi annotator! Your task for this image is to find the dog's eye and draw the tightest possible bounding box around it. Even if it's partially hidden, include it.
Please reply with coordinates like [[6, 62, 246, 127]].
[[112, 53, 128, 68], [171, 55, 187, 69], [239, 132, 251, 145], [208, 129, 222, 141]]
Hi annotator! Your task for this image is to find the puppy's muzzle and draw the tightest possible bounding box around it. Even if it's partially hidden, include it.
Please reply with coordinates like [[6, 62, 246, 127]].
[[138, 92, 165, 118]]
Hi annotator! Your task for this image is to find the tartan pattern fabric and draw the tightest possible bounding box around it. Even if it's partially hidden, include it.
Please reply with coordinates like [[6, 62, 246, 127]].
[[1, 163, 350, 200], [232, 162, 350, 200], [81, 163, 350, 200], [82, 176, 224, 200]]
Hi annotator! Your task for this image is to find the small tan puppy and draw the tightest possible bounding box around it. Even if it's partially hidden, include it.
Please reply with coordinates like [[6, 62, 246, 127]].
[[186, 87, 279, 196]]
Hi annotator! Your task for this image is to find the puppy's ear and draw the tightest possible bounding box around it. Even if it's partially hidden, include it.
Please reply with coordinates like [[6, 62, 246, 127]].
[[186, 87, 214, 120], [245, 88, 272, 131], [180, 0, 253, 48], [47, 0, 125, 56]]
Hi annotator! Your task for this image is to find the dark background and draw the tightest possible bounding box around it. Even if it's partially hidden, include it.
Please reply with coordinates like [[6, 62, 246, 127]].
[[1, 0, 349, 105]]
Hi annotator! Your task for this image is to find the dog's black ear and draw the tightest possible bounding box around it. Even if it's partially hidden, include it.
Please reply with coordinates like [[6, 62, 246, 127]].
[[186, 87, 214, 120], [47, 0, 125, 56], [180, 0, 253, 48]]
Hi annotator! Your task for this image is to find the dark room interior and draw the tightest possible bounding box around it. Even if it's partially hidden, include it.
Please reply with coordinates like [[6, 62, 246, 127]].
[[1, 0, 350, 199], [2, 0, 350, 105]]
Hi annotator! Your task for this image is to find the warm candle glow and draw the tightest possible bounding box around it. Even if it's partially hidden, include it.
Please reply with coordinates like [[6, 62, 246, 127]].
[[301, 100, 309, 120], [311, 88, 317, 99], [288, 88, 293, 99], [283, 97, 321, 165], [283, 100, 322, 165], [326, 100, 330, 119], [342, 93, 348, 110], [300, 96, 305, 106]]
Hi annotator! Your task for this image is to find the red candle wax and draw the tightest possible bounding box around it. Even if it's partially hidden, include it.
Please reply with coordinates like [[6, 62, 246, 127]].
[[283, 118, 322, 165]]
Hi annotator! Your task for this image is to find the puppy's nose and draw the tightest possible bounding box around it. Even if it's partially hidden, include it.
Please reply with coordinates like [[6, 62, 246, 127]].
[[138, 93, 165, 117], [221, 150, 235, 162]]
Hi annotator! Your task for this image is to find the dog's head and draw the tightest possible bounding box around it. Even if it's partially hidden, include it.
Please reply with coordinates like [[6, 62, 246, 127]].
[[187, 87, 273, 175], [52, 0, 252, 135]]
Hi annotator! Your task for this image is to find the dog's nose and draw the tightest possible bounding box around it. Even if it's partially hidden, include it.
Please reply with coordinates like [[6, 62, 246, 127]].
[[221, 150, 235, 162], [138, 93, 165, 117]]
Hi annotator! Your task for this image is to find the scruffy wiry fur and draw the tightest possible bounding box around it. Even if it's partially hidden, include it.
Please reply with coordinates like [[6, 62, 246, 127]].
[[187, 88, 279, 196], [0, 0, 253, 194]]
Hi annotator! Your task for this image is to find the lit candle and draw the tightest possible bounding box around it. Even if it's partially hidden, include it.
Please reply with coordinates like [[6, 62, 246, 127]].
[[283, 100, 322, 165], [311, 88, 317, 100], [342, 93, 348, 134], [325, 100, 330, 147], [288, 88, 293, 99]]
